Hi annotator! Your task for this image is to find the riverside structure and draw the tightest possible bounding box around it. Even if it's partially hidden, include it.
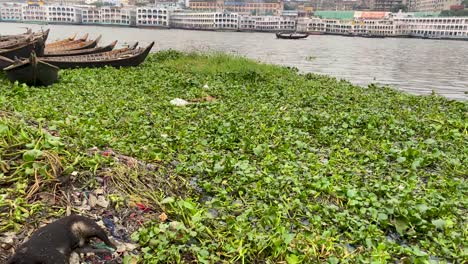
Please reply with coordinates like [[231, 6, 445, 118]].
[[1, 3, 467, 39]]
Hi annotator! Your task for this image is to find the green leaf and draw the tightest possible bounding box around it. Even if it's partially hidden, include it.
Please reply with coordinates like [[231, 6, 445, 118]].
[[253, 145, 263, 156], [346, 189, 357, 198], [396, 156, 406, 163], [395, 218, 409, 235], [23, 149, 43, 162], [378, 213, 388, 221], [286, 254, 300, 264], [0, 124, 9, 135], [432, 219, 446, 230], [283, 232, 295, 245], [213, 162, 224, 172]]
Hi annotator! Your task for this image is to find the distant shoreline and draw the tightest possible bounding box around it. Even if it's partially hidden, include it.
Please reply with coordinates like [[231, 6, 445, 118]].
[[3, 21, 468, 41]]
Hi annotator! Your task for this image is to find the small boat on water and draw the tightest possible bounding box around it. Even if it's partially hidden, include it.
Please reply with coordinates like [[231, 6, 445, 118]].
[[40, 42, 154, 69], [4, 51, 59, 86], [45, 35, 100, 53], [0, 29, 49, 59], [276, 32, 309, 39], [44, 41, 117, 57]]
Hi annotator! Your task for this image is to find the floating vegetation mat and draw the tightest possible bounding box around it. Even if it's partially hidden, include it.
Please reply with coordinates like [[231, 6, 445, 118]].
[[0, 51, 467, 263]]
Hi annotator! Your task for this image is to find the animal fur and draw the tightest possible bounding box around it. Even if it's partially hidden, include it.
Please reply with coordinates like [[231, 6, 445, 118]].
[[7, 215, 116, 264]]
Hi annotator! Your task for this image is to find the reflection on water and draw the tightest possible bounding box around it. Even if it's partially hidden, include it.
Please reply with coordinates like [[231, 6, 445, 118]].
[[1, 22, 467, 100]]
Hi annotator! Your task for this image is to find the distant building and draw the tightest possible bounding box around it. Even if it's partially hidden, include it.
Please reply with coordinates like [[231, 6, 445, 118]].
[[136, 7, 169, 26], [189, 0, 284, 16], [0, 2, 23, 21], [46, 5, 82, 23], [81, 6, 100, 23], [170, 11, 219, 29], [393, 13, 468, 38], [22, 3, 47, 21], [251, 15, 295, 31], [372, 0, 403, 11], [100, 6, 135, 25], [410, 0, 462, 12], [169, 11, 239, 30]]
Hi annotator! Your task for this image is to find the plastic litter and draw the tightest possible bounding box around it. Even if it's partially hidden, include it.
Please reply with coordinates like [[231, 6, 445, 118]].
[[170, 98, 190, 106]]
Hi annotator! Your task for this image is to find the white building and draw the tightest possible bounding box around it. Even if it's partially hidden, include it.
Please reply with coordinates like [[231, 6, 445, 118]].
[[297, 17, 325, 33], [46, 5, 82, 23], [170, 11, 239, 30], [0, 2, 23, 21], [100, 6, 135, 26], [394, 16, 468, 38], [411, 0, 462, 12], [169, 11, 218, 30], [136, 7, 169, 27], [81, 6, 100, 24], [353, 19, 395, 36], [239, 15, 255, 30], [214, 12, 238, 30], [22, 4, 47, 22], [250, 15, 296, 31]]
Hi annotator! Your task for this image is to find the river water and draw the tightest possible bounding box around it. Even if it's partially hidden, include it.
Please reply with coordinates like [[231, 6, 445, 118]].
[[2, 22, 467, 100]]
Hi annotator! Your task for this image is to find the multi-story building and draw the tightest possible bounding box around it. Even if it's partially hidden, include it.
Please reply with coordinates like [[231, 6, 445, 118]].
[[239, 15, 255, 30], [353, 18, 395, 35], [136, 7, 169, 27], [46, 5, 82, 23], [170, 11, 218, 29], [81, 6, 100, 23], [22, 4, 47, 22], [297, 17, 325, 32], [394, 15, 468, 38], [251, 15, 295, 31], [100, 6, 135, 26], [189, 0, 284, 16], [214, 12, 238, 29], [0, 2, 23, 21], [410, 0, 462, 12], [372, 0, 404, 11]]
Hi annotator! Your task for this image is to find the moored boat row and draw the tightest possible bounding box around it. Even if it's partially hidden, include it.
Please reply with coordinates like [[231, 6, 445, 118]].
[[0, 29, 154, 86]]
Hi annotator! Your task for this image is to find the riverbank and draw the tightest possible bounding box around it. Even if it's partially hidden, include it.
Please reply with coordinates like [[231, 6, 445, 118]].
[[0, 51, 467, 263]]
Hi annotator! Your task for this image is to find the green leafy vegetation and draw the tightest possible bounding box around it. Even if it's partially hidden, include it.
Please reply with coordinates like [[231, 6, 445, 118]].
[[1, 51, 467, 263]]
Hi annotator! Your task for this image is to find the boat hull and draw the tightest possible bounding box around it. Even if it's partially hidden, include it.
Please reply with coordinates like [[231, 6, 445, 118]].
[[276, 32, 309, 39], [41, 42, 154, 69], [4, 56, 59, 86], [44, 41, 117, 57]]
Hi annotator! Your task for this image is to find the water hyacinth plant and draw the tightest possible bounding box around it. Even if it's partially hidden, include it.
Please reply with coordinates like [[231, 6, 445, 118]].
[[0, 50, 467, 263]]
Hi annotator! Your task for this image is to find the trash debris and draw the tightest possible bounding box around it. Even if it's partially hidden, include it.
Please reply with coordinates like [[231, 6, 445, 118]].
[[159, 212, 168, 222], [203, 84, 209, 89], [170, 98, 190, 106]]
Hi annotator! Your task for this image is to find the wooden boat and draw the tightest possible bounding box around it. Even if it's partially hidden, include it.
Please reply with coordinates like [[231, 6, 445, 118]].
[[40, 42, 154, 69], [0, 34, 33, 49], [4, 52, 59, 86], [0, 28, 32, 42], [0, 30, 48, 59], [44, 41, 117, 57], [276, 32, 309, 39], [45, 35, 100, 53], [45, 33, 78, 48]]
